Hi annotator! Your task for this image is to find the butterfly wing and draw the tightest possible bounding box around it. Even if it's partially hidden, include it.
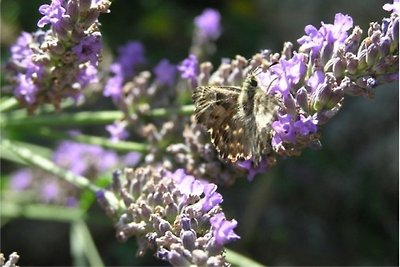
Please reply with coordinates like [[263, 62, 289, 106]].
[[192, 86, 252, 162]]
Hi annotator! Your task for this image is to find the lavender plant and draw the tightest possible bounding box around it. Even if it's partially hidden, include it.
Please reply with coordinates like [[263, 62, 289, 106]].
[[1, 0, 398, 266]]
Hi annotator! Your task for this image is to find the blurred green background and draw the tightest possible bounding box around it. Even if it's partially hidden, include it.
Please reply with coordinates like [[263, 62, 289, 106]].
[[1, 0, 398, 266]]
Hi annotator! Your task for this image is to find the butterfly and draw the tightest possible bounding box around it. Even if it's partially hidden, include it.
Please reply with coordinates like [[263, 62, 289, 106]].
[[192, 68, 281, 166]]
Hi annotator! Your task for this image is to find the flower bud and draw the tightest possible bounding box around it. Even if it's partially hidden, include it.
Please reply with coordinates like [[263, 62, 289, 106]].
[[345, 26, 363, 54], [67, 0, 80, 23], [283, 93, 296, 114], [366, 43, 380, 67], [181, 230, 196, 251], [333, 57, 346, 78], [321, 41, 334, 65], [391, 16, 399, 44], [357, 49, 368, 71], [346, 53, 359, 75], [296, 87, 309, 112], [379, 36, 391, 56], [168, 250, 191, 266]]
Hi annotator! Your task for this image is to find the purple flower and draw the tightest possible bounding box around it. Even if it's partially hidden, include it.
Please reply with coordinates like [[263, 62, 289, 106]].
[[194, 8, 222, 40], [123, 152, 141, 166], [98, 151, 119, 172], [170, 169, 204, 196], [53, 141, 118, 175], [66, 196, 78, 207], [210, 212, 240, 246], [306, 69, 325, 92], [15, 74, 39, 104], [77, 64, 99, 87], [272, 114, 297, 147], [298, 13, 353, 59], [154, 59, 177, 86], [293, 115, 318, 136], [10, 32, 33, 67], [268, 53, 307, 97], [37, 0, 66, 28], [383, 0, 400, 14], [72, 35, 102, 65], [104, 63, 124, 100], [106, 121, 129, 142], [198, 183, 223, 212], [178, 54, 198, 84], [10, 169, 33, 191], [116, 41, 146, 78], [237, 159, 268, 181], [40, 181, 60, 202]]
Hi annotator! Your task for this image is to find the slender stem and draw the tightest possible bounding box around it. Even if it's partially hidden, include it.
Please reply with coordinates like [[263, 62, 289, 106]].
[[1, 201, 85, 222], [35, 127, 149, 153], [1, 105, 195, 128], [0, 97, 19, 112], [1, 110, 123, 127], [225, 248, 266, 267], [1, 139, 100, 192]]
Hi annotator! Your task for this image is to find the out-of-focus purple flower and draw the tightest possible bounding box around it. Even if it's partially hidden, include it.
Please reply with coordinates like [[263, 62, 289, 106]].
[[15, 74, 39, 104], [117, 41, 146, 78], [10, 169, 33, 191], [66, 196, 78, 207], [210, 212, 240, 246], [37, 0, 66, 28], [237, 159, 268, 181], [104, 63, 124, 100], [106, 121, 129, 142], [10, 32, 33, 67], [272, 114, 297, 147], [53, 141, 118, 176], [178, 54, 198, 83], [383, 0, 400, 14], [72, 35, 102, 65], [123, 152, 141, 166], [194, 8, 222, 40], [99, 151, 119, 172], [40, 181, 60, 202], [153, 59, 177, 86], [77, 64, 99, 87], [104, 41, 146, 100]]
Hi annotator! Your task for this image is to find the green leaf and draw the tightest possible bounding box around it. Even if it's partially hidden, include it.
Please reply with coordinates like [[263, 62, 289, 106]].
[[225, 248, 266, 267], [71, 220, 104, 267]]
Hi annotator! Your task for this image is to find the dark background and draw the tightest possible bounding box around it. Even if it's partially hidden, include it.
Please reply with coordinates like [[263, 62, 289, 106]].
[[1, 0, 398, 266]]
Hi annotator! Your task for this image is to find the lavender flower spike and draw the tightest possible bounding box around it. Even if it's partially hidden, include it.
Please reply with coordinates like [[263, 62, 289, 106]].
[[97, 167, 239, 266], [183, 2, 397, 181], [6, 0, 112, 113]]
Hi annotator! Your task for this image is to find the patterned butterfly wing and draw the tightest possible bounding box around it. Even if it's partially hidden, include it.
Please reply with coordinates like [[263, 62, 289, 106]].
[[192, 86, 252, 162]]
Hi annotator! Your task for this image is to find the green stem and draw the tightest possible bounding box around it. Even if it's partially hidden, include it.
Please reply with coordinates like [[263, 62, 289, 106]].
[[1, 201, 85, 222], [0, 97, 19, 112], [35, 127, 149, 153], [1, 139, 100, 192], [1, 105, 195, 128], [225, 248, 266, 267]]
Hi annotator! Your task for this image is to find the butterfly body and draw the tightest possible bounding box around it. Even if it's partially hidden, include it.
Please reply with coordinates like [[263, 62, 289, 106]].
[[193, 71, 281, 165]]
